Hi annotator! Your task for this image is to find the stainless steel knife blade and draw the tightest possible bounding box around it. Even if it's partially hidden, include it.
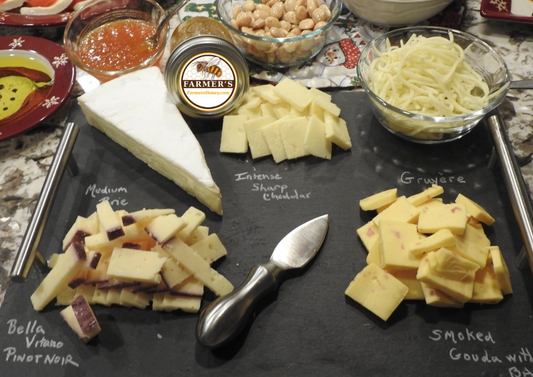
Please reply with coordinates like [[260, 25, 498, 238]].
[[196, 214, 329, 349]]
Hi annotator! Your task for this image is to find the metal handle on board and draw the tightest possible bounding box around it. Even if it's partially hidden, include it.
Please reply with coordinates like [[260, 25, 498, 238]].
[[9, 122, 80, 282], [485, 110, 533, 271]]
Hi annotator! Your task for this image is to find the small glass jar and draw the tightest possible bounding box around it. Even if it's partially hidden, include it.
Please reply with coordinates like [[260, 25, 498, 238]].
[[165, 18, 249, 119]]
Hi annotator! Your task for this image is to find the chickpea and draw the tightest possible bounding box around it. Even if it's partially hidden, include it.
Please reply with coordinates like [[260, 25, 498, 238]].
[[283, 10, 298, 24], [270, 1, 284, 18], [265, 16, 281, 28], [298, 18, 314, 30], [253, 9, 270, 20], [295, 5, 308, 21], [287, 27, 302, 36], [252, 18, 266, 29], [256, 4, 271, 12], [284, 0, 298, 12], [306, 0, 318, 14], [241, 26, 255, 35], [233, 5, 242, 20], [270, 27, 289, 38], [311, 7, 328, 23], [318, 4, 331, 19], [314, 20, 327, 30], [279, 20, 292, 31], [236, 11, 253, 28], [242, 0, 256, 12]]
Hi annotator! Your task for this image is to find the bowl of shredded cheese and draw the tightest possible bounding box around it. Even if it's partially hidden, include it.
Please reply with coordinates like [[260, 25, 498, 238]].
[[357, 26, 510, 144]]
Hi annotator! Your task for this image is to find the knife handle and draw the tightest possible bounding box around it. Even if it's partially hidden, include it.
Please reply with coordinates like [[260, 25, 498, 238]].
[[196, 260, 284, 349]]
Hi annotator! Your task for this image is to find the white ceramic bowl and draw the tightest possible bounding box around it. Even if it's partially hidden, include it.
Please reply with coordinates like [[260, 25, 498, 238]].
[[343, 0, 453, 26]]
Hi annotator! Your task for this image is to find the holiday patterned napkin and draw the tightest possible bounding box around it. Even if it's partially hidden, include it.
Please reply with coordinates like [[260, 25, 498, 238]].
[[177, 0, 466, 88]]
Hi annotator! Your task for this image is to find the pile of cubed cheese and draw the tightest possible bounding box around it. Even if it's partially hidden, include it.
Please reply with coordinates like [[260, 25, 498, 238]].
[[220, 78, 352, 162], [30, 201, 233, 342], [345, 185, 513, 322]]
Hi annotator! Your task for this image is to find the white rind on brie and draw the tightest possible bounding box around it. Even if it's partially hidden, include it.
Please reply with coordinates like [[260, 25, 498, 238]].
[[78, 67, 222, 215]]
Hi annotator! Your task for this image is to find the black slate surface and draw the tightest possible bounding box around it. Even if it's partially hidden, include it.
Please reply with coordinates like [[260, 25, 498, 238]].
[[1, 91, 532, 377]]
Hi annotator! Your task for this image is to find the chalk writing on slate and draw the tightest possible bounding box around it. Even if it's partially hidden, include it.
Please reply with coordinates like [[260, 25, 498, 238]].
[[85, 184, 130, 206], [400, 171, 467, 185], [235, 171, 312, 201], [3, 319, 80, 367]]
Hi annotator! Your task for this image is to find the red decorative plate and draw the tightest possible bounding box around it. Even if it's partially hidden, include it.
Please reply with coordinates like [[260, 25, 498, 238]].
[[480, 0, 533, 23], [0, 10, 71, 27], [0, 35, 76, 141]]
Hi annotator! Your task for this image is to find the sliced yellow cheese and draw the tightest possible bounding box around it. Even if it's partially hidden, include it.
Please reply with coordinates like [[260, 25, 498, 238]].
[[107, 248, 167, 284], [262, 117, 289, 163], [186, 225, 209, 245], [163, 237, 233, 296], [418, 203, 468, 235], [313, 95, 341, 117], [449, 223, 490, 268], [470, 265, 503, 304], [417, 252, 476, 303], [359, 188, 398, 211], [279, 116, 310, 160], [96, 200, 124, 240], [407, 229, 456, 257], [304, 115, 332, 160], [324, 112, 352, 150], [356, 221, 379, 253], [345, 263, 408, 321], [420, 281, 464, 308], [252, 84, 282, 104], [245, 116, 276, 159], [189, 233, 228, 264], [407, 184, 444, 206], [273, 78, 315, 111], [455, 193, 496, 226], [390, 269, 424, 300], [488, 246, 513, 294], [177, 206, 206, 241], [31, 243, 87, 311], [220, 115, 249, 154], [372, 196, 420, 226], [379, 220, 420, 270], [430, 247, 480, 281]]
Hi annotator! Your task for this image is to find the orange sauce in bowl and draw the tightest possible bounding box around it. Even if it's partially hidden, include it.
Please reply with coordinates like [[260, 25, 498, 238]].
[[77, 19, 157, 72]]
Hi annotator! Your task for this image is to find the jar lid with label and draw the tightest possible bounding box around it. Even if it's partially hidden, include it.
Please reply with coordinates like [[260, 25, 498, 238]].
[[165, 35, 249, 119]]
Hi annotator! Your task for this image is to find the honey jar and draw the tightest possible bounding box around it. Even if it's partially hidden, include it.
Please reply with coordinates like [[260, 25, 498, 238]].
[[165, 17, 249, 119]]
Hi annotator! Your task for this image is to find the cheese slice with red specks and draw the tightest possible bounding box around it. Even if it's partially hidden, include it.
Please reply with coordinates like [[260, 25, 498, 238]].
[[78, 67, 222, 215]]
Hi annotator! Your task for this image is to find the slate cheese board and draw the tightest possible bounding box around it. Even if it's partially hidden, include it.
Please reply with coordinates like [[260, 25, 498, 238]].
[[1, 90, 532, 377]]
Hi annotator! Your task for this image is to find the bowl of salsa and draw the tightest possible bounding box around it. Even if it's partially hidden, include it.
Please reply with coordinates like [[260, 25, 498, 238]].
[[63, 0, 169, 83]]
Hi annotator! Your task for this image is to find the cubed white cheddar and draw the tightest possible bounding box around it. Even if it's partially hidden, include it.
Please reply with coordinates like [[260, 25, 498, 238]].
[[96, 200, 124, 241], [449, 223, 490, 268], [470, 265, 503, 304], [262, 118, 288, 163], [359, 188, 398, 211], [304, 116, 332, 160], [488, 246, 513, 294], [163, 237, 233, 296], [31, 242, 88, 311], [407, 229, 456, 257], [418, 203, 468, 235], [379, 220, 420, 270], [324, 112, 352, 150], [373, 196, 420, 226], [417, 252, 476, 303], [279, 116, 310, 160], [107, 248, 167, 284], [60, 295, 101, 343], [245, 116, 276, 159], [145, 214, 187, 244], [345, 263, 408, 321], [220, 115, 249, 154], [273, 78, 315, 112], [420, 281, 464, 308], [455, 193, 496, 226], [407, 185, 444, 207]]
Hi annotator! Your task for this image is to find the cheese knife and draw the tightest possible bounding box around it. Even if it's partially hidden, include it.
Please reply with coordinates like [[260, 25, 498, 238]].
[[196, 214, 329, 349]]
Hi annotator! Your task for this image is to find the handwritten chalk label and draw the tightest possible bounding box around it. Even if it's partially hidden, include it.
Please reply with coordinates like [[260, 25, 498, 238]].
[[3, 319, 80, 367], [85, 183, 129, 206], [400, 171, 466, 185], [235, 171, 311, 201], [429, 328, 533, 376]]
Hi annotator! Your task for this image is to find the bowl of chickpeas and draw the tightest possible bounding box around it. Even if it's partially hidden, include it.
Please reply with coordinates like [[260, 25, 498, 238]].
[[216, 0, 341, 68]]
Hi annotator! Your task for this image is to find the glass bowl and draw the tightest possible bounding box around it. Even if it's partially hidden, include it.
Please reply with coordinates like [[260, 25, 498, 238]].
[[357, 26, 510, 144], [63, 0, 169, 83], [216, 0, 341, 68]]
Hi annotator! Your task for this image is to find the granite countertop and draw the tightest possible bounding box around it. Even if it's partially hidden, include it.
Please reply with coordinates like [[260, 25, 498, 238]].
[[1, 0, 532, 308]]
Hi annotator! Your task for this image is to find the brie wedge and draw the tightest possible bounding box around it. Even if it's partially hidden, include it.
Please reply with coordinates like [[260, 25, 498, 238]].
[[78, 67, 222, 215]]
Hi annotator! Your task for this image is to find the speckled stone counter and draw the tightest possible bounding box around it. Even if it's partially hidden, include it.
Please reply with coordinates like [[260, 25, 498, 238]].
[[1, 0, 532, 308]]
